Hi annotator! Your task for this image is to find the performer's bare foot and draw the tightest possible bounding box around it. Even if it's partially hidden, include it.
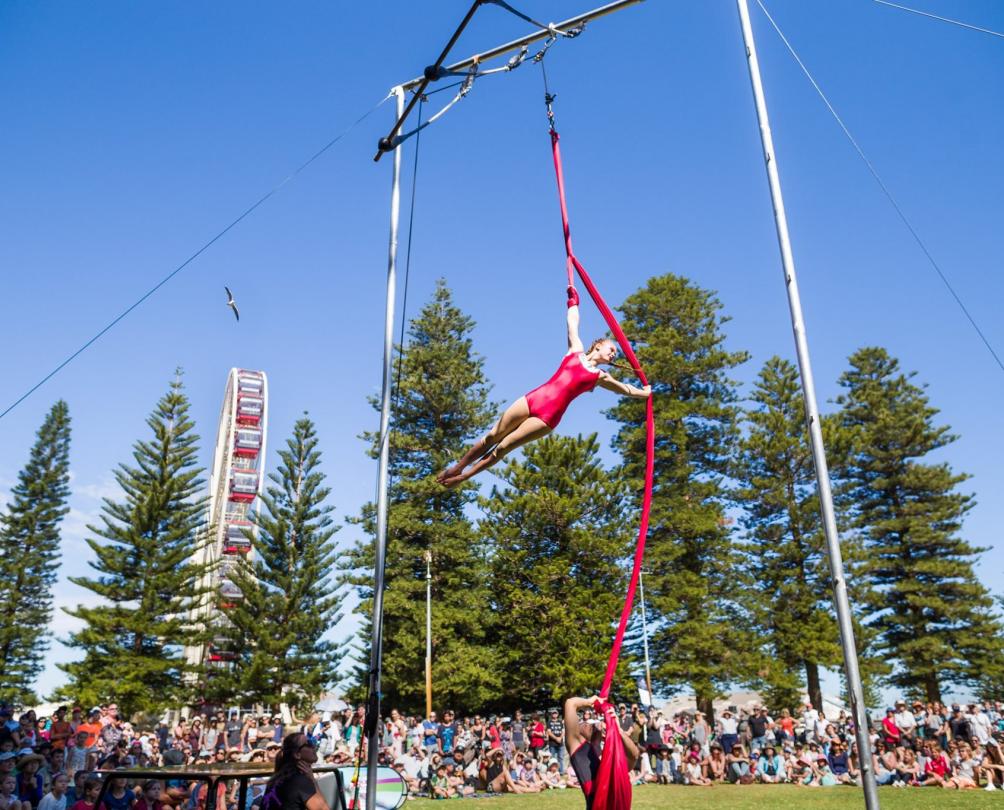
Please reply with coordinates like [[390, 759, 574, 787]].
[[441, 474, 465, 489], [436, 462, 465, 484]]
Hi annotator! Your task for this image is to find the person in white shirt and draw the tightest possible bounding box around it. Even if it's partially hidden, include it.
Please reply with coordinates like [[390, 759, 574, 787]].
[[893, 701, 916, 740], [813, 711, 828, 745], [37, 773, 68, 810], [969, 705, 992, 745], [801, 703, 817, 743]]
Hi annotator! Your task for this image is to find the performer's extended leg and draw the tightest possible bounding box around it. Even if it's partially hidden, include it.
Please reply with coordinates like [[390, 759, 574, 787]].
[[437, 397, 531, 483], [442, 416, 551, 488]]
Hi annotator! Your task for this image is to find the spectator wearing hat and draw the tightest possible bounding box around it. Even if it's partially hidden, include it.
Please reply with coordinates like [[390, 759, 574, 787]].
[[716, 709, 738, 756], [16, 752, 44, 809], [949, 705, 971, 745], [758, 744, 786, 783], [893, 701, 916, 743], [725, 743, 751, 784], [881, 708, 901, 747], [652, 747, 672, 785], [969, 704, 993, 747], [684, 751, 711, 786]]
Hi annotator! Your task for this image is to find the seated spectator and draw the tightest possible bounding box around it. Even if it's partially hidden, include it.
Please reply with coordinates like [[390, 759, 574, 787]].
[[895, 748, 919, 786], [725, 744, 751, 784], [758, 744, 786, 784], [132, 782, 165, 810], [443, 764, 472, 798], [704, 742, 725, 782], [515, 756, 542, 792], [98, 778, 133, 810], [919, 742, 950, 787], [479, 749, 525, 795], [654, 748, 672, 785], [542, 762, 565, 789], [16, 753, 45, 810], [38, 773, 69, 810], [69, 779, 100, 810], [0, 775, 23, 810], [945, 746, 978, 790], [684, 753, 710, 786], [827, 741, 854, 784], [811, 757, 839, 787], [428, 764, 452, 799], [982, 738, 1004, 789]]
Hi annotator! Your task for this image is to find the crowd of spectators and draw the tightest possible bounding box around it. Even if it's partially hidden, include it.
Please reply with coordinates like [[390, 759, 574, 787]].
[[1, 697, 1003, 806]]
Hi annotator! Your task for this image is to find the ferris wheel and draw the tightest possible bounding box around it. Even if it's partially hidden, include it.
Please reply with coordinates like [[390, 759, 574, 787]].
[[186, 368, 268, 671]]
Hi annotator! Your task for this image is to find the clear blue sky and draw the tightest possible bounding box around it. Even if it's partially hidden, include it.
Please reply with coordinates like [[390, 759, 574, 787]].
[[1, 1, 1001, 702]]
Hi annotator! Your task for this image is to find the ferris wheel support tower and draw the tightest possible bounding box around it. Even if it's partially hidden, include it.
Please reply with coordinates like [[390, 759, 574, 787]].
[[186, 368, 269, 672]]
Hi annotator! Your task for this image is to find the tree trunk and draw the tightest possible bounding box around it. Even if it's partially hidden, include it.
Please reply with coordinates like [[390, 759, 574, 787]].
[[697, 694, 715, 727], [805, 661, 822, 710], [924, 673, 941, 704]]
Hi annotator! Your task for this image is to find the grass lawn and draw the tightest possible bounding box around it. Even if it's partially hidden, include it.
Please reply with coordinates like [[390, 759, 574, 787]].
[[406, 784, 1000, 809]]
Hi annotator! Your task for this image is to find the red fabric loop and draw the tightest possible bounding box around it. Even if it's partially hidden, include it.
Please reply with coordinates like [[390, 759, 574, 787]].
[[549, 128, 654, 810]]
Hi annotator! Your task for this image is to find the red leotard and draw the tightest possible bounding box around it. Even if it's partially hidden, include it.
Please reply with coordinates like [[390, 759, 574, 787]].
[[525, 352, 601, 428]]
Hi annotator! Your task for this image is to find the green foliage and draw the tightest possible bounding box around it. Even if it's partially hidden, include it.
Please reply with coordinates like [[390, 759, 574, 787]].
[[57, 376, 210, 716], [481, 434, 631, 709], [606, 273, 751, 712], [835, 347, 1004, 701], [213, 416, 342, 711], [341, 280, 499, 714], [733, 358, 841, 710], [0, 401, 72, 706]]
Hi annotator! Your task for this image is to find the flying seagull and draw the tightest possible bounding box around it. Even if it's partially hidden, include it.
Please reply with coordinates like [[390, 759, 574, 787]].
[[224, 286, 240, 322]]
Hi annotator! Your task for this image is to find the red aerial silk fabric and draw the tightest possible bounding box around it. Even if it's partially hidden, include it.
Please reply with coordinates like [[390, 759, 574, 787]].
[[549, 128, 655, 810]]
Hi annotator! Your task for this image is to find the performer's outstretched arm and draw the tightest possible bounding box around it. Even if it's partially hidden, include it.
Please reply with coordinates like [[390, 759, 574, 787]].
[[566, 287, 584, 354]]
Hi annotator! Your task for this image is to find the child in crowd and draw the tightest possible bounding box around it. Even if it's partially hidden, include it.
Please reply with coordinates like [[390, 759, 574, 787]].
[[685, 753, 711, 786], [429, 765, 451, 799], [0, 775, 22, 810], [37, 774, 69, 810], [132, 782, 165, 810], [70, 779, 101, 810], [542, 761, 565, 789], [97, 778, 132, 810], [655, 748, 673, 785]]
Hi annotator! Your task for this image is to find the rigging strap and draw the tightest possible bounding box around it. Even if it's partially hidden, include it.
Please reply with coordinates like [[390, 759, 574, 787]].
[[549, 125, 655, 810]]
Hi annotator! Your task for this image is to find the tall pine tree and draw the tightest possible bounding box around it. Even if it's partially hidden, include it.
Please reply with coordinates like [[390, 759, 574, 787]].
[[58, 376, 210, 715], [342, 280, 498, 714], [215, 416, 342, 711], [733, 358, 841, 709], [607, 273, 750, 718], [0, 401, 72, 706], [482, 434, 631, 710], [836, 347, 1004, 701]]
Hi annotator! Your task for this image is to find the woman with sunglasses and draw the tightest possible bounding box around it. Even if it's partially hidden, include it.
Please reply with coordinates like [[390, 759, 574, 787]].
[[259, 734, 329, 810]]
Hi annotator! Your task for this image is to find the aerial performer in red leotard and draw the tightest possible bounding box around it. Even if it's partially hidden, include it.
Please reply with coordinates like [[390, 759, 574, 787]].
[[437, 285, 651, 488]]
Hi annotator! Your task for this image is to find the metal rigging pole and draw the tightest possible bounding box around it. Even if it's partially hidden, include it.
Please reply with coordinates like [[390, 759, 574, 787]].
[[368, 4, 643, 809], [366, 84, 404, 810], [735, 2, 880, 808]]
